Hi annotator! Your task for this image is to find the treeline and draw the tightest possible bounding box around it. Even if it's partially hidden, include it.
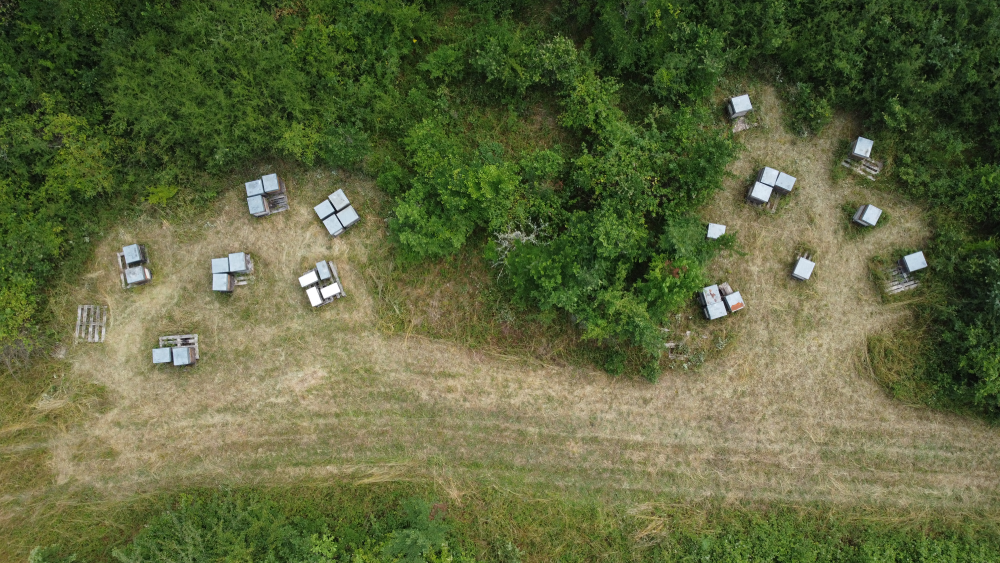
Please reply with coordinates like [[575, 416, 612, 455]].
[[3, 0, 1000, 402]]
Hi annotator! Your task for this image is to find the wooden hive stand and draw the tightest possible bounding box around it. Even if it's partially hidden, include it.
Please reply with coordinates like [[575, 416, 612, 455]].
[[75, 305, 107, 343], [158, 334, 200, 360], [885, 265, 919, 294], [841, 157, 884, 181]]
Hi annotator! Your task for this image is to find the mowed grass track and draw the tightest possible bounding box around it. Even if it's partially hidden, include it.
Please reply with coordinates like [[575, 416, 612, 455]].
[[37, 89, 1000, 517]]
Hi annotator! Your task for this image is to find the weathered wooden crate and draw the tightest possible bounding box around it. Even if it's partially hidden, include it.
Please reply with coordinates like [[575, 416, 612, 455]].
[[158, 334, 200, 360], [840, 157, 884, 181], [885, 265, 919, 294], [75, 305, 107, 343]]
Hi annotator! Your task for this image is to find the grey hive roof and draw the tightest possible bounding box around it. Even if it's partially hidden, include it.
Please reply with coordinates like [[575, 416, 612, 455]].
[[213, 273, 233, 292], [748, 182, 773, 204], [228, 252, 248, 273], [123, 244, 143, 265], [336, 205, 360, 229], [172, 346, 194, 366], [903, 251, 927, 272], [211, 257, 230, 274], [857, 205, 882, 226], [730, 94, 752, 114], [247, 195, 267, 215], [704, 301, 728, 320], [793, 257, 815, 280], [245, 179, 265, 197], [323, 215, 344, 236], [152, 347, 173, 364], [124, 266, 147, 285], [852, 137, 874, 158], [262, 173, 280, 193], [774, 172, 796, 193], [314, 199, 335, 220], [758, 167, 779, 186], [328, 189, 350, 211], [700, 284, 723, 306], [316, 260, 332, 280]]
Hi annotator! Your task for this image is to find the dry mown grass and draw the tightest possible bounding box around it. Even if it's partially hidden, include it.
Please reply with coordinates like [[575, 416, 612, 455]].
[[5, 88, 1000, 550]]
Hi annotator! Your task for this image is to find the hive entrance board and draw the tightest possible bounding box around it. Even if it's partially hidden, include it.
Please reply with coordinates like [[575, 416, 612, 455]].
[[885, 266, 919, 294], [75, 305, 107, 343], [840, 157, 884, 181]]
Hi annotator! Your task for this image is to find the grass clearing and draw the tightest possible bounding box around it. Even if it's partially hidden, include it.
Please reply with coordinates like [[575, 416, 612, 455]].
[[4, 87, 1000, 559]]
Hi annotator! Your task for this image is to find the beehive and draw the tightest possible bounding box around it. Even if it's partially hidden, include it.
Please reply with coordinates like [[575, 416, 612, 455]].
[[851, 137, 874, 159], [728, 94, 752, 118], [228, 252, 249, 274], [328, 189, 350, 211], [757, 167, 779, 186], [852, 204, 882, 227], [247, 195, 269, 216], [152, 348, 173, 364], [211, 257, 230, 274], [774, 172, 796, 194], [747, 182, 773, 205], [213, 273, 234, 292], [902, 251, 927, 273], [792, 257, 815, 281]]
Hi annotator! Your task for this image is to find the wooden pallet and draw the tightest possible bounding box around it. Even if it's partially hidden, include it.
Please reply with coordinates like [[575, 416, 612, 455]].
[[841, 157, 884, 181], [885, 265, 918, 294], [158, 334, 200, 359], [732, 116, 756, 133], [265, 192, 289, 214], [75, 305, 107, 343]]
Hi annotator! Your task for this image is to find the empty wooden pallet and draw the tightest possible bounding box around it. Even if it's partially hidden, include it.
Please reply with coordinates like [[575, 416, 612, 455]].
[[266, 192, 290, 214], [841, 157, 884, 181], [885, 266, 918, 294], [75, 305, 107, 343], [732, 116, 755, 133], [159, 334, 200, 359]]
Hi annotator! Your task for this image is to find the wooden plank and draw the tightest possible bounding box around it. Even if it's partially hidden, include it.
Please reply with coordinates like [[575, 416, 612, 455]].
[[75, 306, 84, 343], [99, 306, 107, 342]]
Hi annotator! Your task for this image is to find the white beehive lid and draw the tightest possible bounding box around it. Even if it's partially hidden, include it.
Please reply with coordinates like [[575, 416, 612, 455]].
[[336, 205, 360, 229], [704, 301, 728, 320], [323, 215, 344, 236], [700, 284, 723, 305], [245, 179, 264, 197], [261, 173, 281, 193], [748, 182, 772, 204], [152, 347, 173, 364], [228, 252, 248, 273], [724, 292, 745, 313], [852, 137, 874, 158], [320, 283, 341, 299], [211, 257, 230, 274], [774, 172, 796, 193], [758, 167, 779, 186], [730, 94, 752, 114], [859, 204, 882, 226], [306, 286, 323, 307], [314, 199, 335, 220], [298, 270, 319, 288], [328, 189, 350, 211], [172, 346, 194, 366], [902, 251, 927, 272], [793, 257, 815, 280], [707, 223, 726, 239], [247, 195, 267, 215]]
